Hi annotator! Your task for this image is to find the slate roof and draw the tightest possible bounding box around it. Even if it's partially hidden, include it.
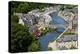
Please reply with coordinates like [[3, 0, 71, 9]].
[[57, 35, 78, 42]]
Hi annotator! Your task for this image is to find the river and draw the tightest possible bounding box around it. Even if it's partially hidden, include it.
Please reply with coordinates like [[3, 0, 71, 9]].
[[38, 12, 68, 51]]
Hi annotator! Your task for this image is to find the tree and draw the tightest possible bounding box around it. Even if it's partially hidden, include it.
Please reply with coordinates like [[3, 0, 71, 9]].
[[16, 3, 30, 13], [48, 47, 52, 51], [11, 23, 36, 52], [28, 41, 40, 51], [10, 15, 37, 52], [11, 15, 19, 23]]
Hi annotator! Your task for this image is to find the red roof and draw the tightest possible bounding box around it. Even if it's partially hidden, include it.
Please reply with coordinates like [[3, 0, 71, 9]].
[[33, 30, 40, 37]]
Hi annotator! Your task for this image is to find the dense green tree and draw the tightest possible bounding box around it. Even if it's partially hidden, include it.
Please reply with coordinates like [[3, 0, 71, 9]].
[[48, 47, 52, 51], [28, 41, 40, 51], [16, 3, 30, 13], [10, 1, 49, 14], [10, 14, 41, 52], [11, 15, 19, 23], [11, 23, 36, 52], [59, 4, 77, 11], [10, 15, 38, 52]]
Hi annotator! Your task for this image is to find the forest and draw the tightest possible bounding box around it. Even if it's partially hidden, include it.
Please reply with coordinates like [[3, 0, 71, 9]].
[[9, 1, 47, 52]]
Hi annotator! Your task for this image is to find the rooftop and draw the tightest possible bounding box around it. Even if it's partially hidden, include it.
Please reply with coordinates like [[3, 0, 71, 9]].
[[56, 35, 78, 42]]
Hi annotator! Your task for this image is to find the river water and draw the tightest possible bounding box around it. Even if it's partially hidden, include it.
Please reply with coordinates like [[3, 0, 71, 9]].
[[38, 12, 67, 51]]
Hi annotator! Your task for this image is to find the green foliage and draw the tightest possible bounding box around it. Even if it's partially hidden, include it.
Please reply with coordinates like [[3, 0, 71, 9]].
[[48, 47, 52, 51], [11, 23, 36, 52], [11, 15, 19, 23], [63, 32, 75, 35], [60, 5, 65, 11], [59, 5, 77, 11], [10, 1, 20, 14], [28, 41, 40, 51], [10, 15, 38, 52], [65, 5, 77, 9], [16, 3, 30, 13], [10, 1, 52, 14]]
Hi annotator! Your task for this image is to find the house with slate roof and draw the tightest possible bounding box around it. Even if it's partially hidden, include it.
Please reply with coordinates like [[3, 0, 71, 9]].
[[56, 35, 78, 49]]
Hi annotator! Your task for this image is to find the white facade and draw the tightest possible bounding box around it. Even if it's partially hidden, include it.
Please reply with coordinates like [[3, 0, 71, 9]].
[[19, 18, 24, 25], [57, 41, 78, 49]]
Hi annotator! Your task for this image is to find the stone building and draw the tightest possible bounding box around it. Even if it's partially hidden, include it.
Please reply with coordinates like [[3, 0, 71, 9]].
[[56, 35, 78, 50]]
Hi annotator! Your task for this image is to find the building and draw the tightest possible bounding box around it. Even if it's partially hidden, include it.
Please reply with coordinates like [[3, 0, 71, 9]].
[[56, 35, 78, 50]]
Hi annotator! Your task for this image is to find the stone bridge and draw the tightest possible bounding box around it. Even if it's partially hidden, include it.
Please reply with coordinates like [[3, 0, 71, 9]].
[[48, 24, 68, 29]]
